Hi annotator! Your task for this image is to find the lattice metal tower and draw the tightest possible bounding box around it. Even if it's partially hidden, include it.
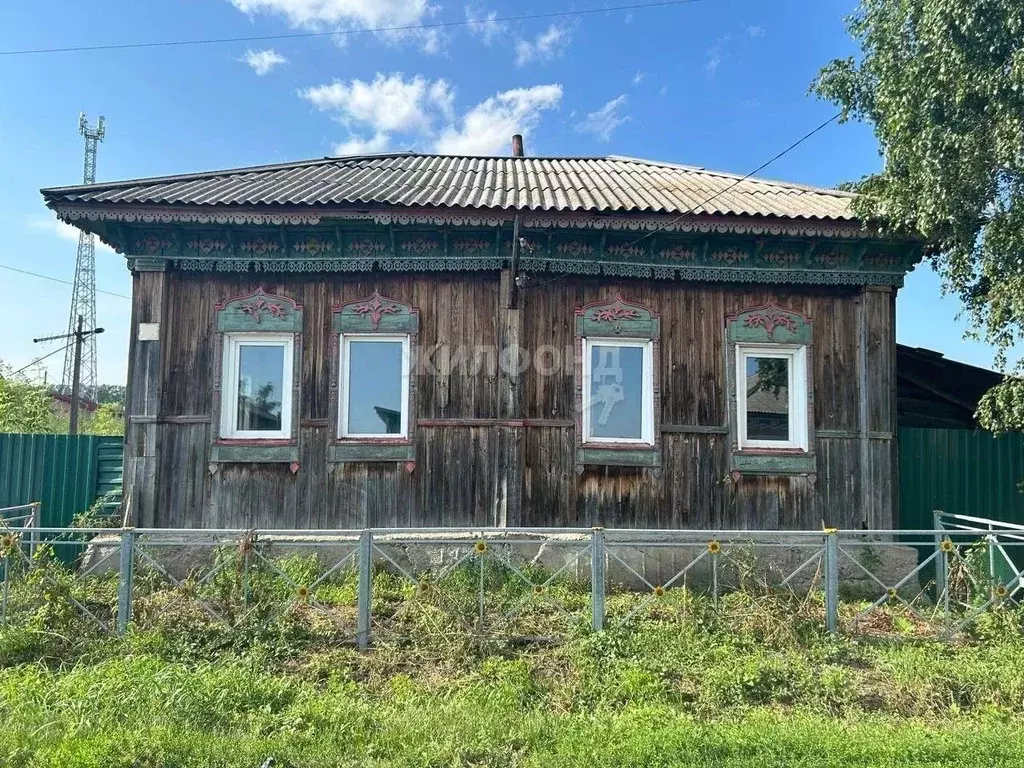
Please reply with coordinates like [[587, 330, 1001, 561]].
[[60, 113, 105, 401]]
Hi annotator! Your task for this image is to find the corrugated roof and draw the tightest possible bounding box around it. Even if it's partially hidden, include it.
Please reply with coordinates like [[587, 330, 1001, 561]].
[[41, 153, 857, 221]]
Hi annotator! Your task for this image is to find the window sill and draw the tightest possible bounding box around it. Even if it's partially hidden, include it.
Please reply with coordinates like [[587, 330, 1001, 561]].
[[731, 449, 815, 476], [211, 440, 299, 464], [577, 444, 661, 468], [328, 440, 415, 463]]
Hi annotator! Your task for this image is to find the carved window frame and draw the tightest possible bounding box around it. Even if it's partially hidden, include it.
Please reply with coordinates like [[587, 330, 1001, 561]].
[[211, 288, 303, 464], [725, 304, 815, 476], [574, 295, 662, 470], [338, 333, 412, 439], [220, 333, 295, 440], [735, 344, 808, 451], [328, 291, 420, 464]]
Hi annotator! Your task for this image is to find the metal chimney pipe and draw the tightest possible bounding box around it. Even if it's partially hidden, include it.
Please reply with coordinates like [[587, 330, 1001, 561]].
[[511, 134, 524, 157]]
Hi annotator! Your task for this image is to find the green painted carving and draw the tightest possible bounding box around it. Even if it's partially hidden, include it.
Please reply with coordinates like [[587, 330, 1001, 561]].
[[576, 295, 660, 338], [731, 452, 816, 475], [328, 442, 415, 463], [577, 447, 662, 468], [210, 443, 299, 463], [113, 221, 918, 285], [214, 288, 303, 333], [726, 304, 812, 345], [128, 257, 168, 272], [332, 291, 419, 334]]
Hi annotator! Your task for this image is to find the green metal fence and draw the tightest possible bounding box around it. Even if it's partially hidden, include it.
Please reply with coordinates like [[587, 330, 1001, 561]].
[[0, 433, 123, 527], [900, 427, 1024, 528]]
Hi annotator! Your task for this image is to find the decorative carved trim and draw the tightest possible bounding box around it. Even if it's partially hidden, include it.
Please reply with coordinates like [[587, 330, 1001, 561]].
[[575, 295, 659, 337], [399, 237, 440, 255], [574, 295, 661, 470], [292, 235, 334, 256], [332, 291, 419, 334], [725, 303, 812, 344], [214, 287, 303, 333]]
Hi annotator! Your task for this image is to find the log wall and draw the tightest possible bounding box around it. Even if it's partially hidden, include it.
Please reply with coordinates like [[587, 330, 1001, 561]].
[[126, 271, 897, 530]]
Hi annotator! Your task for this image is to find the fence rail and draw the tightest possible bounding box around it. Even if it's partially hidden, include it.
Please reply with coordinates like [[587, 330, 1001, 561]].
[[0, 515, 1021, 646]]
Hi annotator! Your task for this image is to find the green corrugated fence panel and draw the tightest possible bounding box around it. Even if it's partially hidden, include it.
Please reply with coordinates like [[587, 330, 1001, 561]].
[[0, 433, 124, 527], [899, 427, 1024, 528]]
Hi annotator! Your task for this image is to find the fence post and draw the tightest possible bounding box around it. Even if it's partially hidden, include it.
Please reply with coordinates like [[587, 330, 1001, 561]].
[[116, 527, 135, 634], [933, 510, 947, 607], [1, 550, 8, 626], [823, 529, 839, 634], [590, 527, 605, 632], [356, 529, 372, 650], [29, 502, 41, 560]]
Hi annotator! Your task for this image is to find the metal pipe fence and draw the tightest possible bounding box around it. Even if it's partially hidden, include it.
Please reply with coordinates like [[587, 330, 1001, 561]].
[[1, 511, 1022, 645]]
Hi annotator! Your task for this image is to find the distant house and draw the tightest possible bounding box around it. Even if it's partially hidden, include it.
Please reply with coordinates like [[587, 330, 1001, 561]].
[[42, 147, 921, 530]]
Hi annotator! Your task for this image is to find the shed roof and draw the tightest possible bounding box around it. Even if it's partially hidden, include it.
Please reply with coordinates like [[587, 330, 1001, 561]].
[[42, 153, 857, 221]]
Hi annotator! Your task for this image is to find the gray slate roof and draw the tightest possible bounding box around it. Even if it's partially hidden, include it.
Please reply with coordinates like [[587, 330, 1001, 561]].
[[42, 153, 857, 221]]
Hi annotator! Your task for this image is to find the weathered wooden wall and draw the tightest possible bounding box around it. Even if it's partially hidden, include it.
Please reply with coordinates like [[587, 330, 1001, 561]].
[[125, 270, 896, 530]]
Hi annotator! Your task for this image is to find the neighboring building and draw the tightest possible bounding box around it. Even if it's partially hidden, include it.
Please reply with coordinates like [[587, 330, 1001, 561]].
[[896, 345, 1003, 429], [42, 149, 921, 530]]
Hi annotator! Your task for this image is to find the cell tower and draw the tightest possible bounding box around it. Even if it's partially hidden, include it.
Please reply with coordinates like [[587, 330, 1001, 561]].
[[61, 113, 105, 402]]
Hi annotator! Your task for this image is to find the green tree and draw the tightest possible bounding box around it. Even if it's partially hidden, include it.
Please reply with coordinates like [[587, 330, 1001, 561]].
[[0, 362, 64, 433], [82, 403, 124, 436], [95, 384, 126, 407], [814, 0, 1024, 431]]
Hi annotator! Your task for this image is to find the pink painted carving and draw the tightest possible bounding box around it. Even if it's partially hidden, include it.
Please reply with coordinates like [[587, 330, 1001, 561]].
[[354, 292, 400, 331], [237, 296, 286, 325], [593, 304, 641, 324], [743, 310, 797, 336]]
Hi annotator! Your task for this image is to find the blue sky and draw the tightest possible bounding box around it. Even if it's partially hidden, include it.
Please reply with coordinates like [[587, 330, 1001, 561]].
[[0, 0, 997, 385]]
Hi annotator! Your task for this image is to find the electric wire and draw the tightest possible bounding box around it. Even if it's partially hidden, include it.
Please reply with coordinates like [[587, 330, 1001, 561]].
[[0, 263, 130, 300], [1, 0, 711, 56]]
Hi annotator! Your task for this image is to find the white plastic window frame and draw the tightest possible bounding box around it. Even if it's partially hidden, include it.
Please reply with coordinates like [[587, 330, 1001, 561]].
[[735, 344, 808, 451], [338, 333, 412, 439], [581, 337, 655, 446], [220, 333, 294, 440]]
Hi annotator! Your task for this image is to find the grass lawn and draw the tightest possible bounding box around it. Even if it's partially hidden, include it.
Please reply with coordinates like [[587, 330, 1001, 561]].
[[2, 551, 1023, 766], [2, 608, 1024, 767]]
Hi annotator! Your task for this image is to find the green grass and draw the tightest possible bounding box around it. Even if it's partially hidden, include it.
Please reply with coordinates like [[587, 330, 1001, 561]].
[[2, 611, 1024, 767], [1, 652, 1023, 767], [2, 550, 1024, 766]]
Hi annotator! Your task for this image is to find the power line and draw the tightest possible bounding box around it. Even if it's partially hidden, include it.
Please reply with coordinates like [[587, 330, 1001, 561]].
[[622, 111, 843, 248], [0, 263, 130, 300], [0, 0, 710, 56], [8, 342, 71, 378], [527, 111, 844, 288]]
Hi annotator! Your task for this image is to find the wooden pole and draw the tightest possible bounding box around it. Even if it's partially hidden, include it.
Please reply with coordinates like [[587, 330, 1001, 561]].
[[69, 315, 83, 435]]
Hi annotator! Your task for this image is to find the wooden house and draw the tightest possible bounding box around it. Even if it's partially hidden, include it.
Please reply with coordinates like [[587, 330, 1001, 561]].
[[42, 146, 920, 530]]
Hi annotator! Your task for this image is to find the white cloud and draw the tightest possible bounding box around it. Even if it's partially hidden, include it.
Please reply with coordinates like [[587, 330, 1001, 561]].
[[230, 0, 431, 29], [434, 84, 562, 154], [240, 48, 287, 75], [705, 34, 732, 74], [30, 219, 114, 254], [333, 132, 391, 155], [746, 25, 764, 37], [300, 73, 454, 133], [632, 71, 644, 86], [515, 23, 571, 66], [659, 85, 669, 96], [465, 5, 503, 44], [575, 95, 629, 143], [230, 0, 440, 52]]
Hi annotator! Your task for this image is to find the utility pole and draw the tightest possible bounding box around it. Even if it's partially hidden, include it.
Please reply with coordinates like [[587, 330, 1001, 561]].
[[34, 320, 105, 435], [60, 113, 106, 403]]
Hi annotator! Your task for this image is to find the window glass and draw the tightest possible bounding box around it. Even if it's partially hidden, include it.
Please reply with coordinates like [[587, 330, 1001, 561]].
[[744, 355, 790, 441], [588, 344, 644, 440], [346, 339, 405, 435], [236, 344, 285, 432]]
